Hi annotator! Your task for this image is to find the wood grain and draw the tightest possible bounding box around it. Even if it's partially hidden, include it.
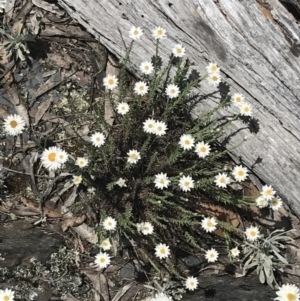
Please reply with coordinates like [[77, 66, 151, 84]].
[[57, 0, 300, 216]]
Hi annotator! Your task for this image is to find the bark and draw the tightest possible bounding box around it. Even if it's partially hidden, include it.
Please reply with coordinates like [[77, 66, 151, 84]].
[[57, 0, 300, 216]]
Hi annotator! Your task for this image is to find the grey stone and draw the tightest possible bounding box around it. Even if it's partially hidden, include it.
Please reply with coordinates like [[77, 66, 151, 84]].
[[0, 220, 63, 269]]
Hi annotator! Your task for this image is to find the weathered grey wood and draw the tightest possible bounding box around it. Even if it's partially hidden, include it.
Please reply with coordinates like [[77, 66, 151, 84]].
[[57, 0, 300, 216]]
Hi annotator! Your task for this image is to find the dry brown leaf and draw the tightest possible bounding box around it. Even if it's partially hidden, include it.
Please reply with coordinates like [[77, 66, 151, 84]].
[[61, 215, 86, 232], [34, 97, 53, 124], [82, 270, 101, 301], [5, 86, 30, 124], [99, 274, 110, 301], [19, 195, 63, 218], [0, 106, 9, 120], [111, 282, 135, 301], [73, 223, 98, 244], [61, 295, 81, 301], [32, 0, 64, 15]]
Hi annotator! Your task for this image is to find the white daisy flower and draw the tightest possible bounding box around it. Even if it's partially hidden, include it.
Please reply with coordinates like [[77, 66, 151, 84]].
[[90, 132, 106, 147], [152, 26, 166, 39], [57, 149, 69, 164], [154, 173, 170, 190], [206, 62, 220, 74], [0, 288, 14, 301], [75, 157, 89, 168], [232, 93, 245, 106], [100, 238, 112, 251], [179, 175, 194, 192], [103, 74, 118, 90], [3, 114, 26, 136], [261, 185, 276, 201], [230, 247, 240, 258], [116, 178, 127, 187], [129, 26, 143, 40], [154, 121, 167, 136], [172, 44, 186, 58], [275, 283, 300, 301], [245, 225, 260, 242], [214, 173, 231, 188], [205, 248, 219, 262], [155, 243, 170, 259], [134, 81, 149, 96], [73, 175, 82, 185], [207, 72, 221, 87], [185, 276, 199, 291], [166, 84, 180, 99], [87, 187, 96, 194], [102, 216, 117, 231], [116, 102, 130, 115], [270, 198, 283, 211], [127, 149, 141, 164], [255, 196, 268, 208], [143, 118, 156, 134], [41, 146, 63, 171], [151, 292, 171, 301], [240, 103, 252, 116], [194, 141, 211, 158], [140, 61, 154, 75], [232, 165, 248, 182], [140, 222, 154, 235], [94, 252, 111, 269], [179, 134, 195, 150], [201, 217, 217, 233]]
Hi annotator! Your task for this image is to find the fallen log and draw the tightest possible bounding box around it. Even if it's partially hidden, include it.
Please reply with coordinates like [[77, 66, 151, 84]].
[[57, 0, 300, 217]]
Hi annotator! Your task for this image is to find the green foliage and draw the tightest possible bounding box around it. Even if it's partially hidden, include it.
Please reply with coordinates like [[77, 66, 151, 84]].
[[0, 21, 35, 61], [242, 229, 295, 288], [59, 33, 256, 280]]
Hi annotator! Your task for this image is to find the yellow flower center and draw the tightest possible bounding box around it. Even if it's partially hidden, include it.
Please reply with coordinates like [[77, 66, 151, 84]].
[[273, 200, 278, 206], [59, 154, 64, 159], [108, 221, 112, 226], [157, 29, 163, 36], [159, 179, 165, 184], [103, 241, 109, 246], [287, 293, 296, 301], [238, 170, 244, 176], [200, 146, 206, 152], [4, 296, 10, 301], [148, 124, 153, 128], [145, 65, 149, 70], [108, 78, 114, 85], [184, 181, 190, 187], [96, 137, 101, 141], [212, 75, 218, 81], [48, 152, 56, 162], [160, 248, 166, 254], [220, 177, 226, 183], [10, 120, 18, 128], [244, 107, 249, 112], [210, 253, 215, 258], [236, 97, 241, 102], [134, 30, 139, 35], [266, 189, 272, 195], [176, 48, 182, 53], [190, 281, 194, 286], [184, 140, 190, 145], [130, 153, 137, 159], [211, 65, 218, 71], [250, 230, 256, 237], [100, 257, 105, 263], [144, 226, 149, 231], [207, 221, 213, 227], [139, 85, 144, 90], [79, 160, 84, 166], [170, 88, 175, 94], [121, 106, 126, 110], [157, 126, 162, 131]]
